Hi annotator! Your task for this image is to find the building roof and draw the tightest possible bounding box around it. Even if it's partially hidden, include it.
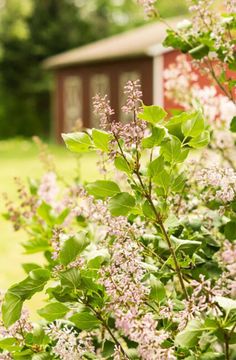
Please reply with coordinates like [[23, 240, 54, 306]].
[[44, 17, 184, 69]]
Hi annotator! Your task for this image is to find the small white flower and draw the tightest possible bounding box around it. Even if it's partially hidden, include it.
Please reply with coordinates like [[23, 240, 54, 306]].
[[177, 19, 192, 30]]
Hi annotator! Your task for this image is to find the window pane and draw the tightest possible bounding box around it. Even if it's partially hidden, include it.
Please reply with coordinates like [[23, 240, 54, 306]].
[[63, 76, 83, 132]]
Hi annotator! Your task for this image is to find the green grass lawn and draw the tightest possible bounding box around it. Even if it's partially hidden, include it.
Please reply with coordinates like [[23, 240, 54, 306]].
[[0, 138, 98, 317]]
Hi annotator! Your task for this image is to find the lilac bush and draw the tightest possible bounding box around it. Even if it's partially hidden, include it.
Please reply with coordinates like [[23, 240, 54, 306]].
[[0, 1, 236, 359]]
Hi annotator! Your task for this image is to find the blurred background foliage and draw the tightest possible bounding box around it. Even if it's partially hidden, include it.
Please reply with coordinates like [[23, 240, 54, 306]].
[[0, 0, 187, 139]]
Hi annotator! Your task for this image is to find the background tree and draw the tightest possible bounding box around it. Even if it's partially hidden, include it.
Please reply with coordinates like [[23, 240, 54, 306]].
[[0, 0, 187, 139]]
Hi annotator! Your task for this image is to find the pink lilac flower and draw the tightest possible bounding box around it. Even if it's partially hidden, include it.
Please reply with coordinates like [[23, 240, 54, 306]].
[[0, 353, 12, 360], [45, 321, 95, 360], [78, 192, 144, 241], [93, 94, 115, 131], [220, 241, 236, 297], [114, 346, 129, 360], [196, 167, 236, 203], [212, 130, 235, 150], [0, 306, 33, 345], [122, 80, 142, 114], [100, 237, 148, 310], [50, 226, 65, 260], [38, 172, 59, 206], [164, 54, 236, 127], [137, 0, 156, 16], [119, 119, 146, 148], [225, 0, 236, 13], [115, 308, 175, 360], [186, 0, 234, 61]]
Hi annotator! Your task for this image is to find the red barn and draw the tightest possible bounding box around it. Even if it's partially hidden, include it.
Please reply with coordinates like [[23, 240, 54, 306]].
[[44, 17, 223, 141]]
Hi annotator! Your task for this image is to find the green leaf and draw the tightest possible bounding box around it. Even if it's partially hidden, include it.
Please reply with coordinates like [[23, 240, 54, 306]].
[[230, 116, 236, 132], [2, 293, 23, 328], [147, 156, 164, 177], [171, 236, 201, 256], [60, 234, 88, 266], [163, 29, 191, 53], [215, 296, 236, 313], [160, 136, 182, 163], [188, 130, 210, 148], [2, 269, 50, 327], [22, 263, 41, 274], [38, 302, 69, 321], [92, 128, 111, 152], [189, 44, 209, 60], [175, 319, 203, 348], [0, 337, 19, 351], [177, 148, 189, 163], [9, 269, 50, 300], [149, 276, 166, 302], [59, 268, 81, 289], [114, 156, 131, 174], [224, 221, 236, 241], [12, 349, 33, 359], [166, 112, 191, 139], [108, 192, 135, 216], [142, 200, 156, 219], [62, 132, 93, 153], [141, 126, 166, 148], [172, 172, 186, 193], [28, 268, 50, 282], [153, 169, 170, 194], [102, 340, 115, 357], [23, 237, 50, 254], [181, 111, 205, 138], [164, 214, 179, 229], [199, 353, 225, 360], [55, 208, 71, 225], [86, 180, 120, 199], [37, 202, 54, 225], [70, 311, 100, 330], [32, 354, 53, 360], [138, 105, 167, 124]]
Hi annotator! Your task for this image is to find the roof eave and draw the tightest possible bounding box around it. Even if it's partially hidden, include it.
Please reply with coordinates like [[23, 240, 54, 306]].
[[43, 51, 153, 70]]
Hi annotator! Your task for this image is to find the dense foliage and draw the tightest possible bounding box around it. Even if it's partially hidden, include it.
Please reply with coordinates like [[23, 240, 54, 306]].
[[0, 0, 236, 359]]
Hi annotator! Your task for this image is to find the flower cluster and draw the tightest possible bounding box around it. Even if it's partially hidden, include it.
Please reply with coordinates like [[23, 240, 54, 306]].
[[225, 0, 236, 13], [92, 94, 115, 131], [220, 240, 236, 297], [116, 309, 175, 359], [93, 80, 146, 150], [3, 177, 38, 231], [45, 322, 95, 360], [137, 0, 156, 16], [182, 1, 235, 62], [164, 54, 236, 127], [100, 238, 147, 310], [196, 166, 236, 203], [122, 79, 142, 114], [38, 171, 59, 206], [0, 296, 33, 345]]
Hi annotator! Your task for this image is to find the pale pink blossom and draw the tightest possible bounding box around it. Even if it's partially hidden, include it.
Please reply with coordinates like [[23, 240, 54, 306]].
[[38, 172, 59, 206], [93, 94, 115, 130], [196, 167, 236, 203], [45, 321, 95, 360], [137, 0, 156, 16], [164, 54, 236, 127]]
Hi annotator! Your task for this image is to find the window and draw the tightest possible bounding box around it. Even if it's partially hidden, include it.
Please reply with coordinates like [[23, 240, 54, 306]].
[[90, 74, 110, 128], [63, 76, 82, 132], [119, 71, 141, 122]]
